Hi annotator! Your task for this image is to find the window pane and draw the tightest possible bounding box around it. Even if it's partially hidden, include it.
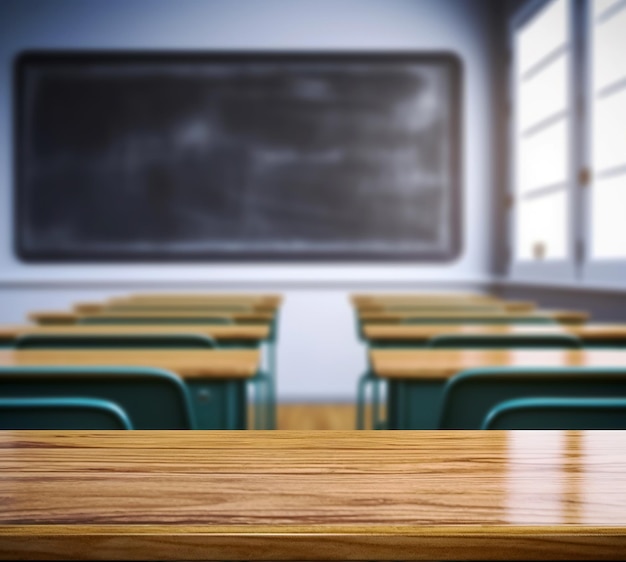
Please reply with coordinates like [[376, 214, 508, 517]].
[[517, 0, 569, 75], [594, 0, 623, 17], [593, 2, 626, 91], [591, 173, 626, 259], [590, 0, 626, 262], [592, 87, 626, 172], [516, 191, 568, 261], [517, 119, 569, 194], [517, 54, 568, 132]]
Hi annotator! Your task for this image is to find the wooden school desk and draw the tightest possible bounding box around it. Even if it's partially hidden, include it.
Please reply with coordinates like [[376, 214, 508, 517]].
[[28, 310, 275, 325], [358, 309, 589, 324], [0, 430, 625, 560], [0, 323, 271, 348], [0, 349, 260, 429], [356, 300, 536, 313], [363, 323, 626, 347], [351, 293, 500, 306], [370, 349, 626, 429], [123, 293, 283, 306], [73, 301, 279, 314]]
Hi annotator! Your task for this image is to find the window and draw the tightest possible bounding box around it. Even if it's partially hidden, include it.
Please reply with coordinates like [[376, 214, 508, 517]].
[[509, 0, 626, 286]]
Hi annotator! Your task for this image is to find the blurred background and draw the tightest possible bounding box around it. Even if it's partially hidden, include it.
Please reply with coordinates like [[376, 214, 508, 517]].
[[0, 0, 624, 409]]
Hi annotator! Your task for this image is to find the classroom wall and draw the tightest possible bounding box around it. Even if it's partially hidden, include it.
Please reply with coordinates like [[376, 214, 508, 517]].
[[0, 0, 495, 400]]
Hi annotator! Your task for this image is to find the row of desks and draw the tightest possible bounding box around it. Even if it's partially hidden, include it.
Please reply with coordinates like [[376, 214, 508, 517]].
[[352, 293, 626, 430], [3, 293, 283, 430]]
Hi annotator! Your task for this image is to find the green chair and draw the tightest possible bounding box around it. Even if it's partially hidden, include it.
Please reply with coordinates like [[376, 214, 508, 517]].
[[0, 397, 133, 429], [428, 333, 582, 349], [482, 397, 626, 429], [439, 367, 626, 429], [0, 366, 194, 429]]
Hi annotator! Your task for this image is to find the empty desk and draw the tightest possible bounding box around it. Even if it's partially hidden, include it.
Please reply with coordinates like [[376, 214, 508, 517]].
[[0, 349, 261, 429], [363, 323, 626, 348], [371, 349, 626, 429], [0, 323, 271, 348], [28, 310, 275, 325], [358, 309, 589, 325]]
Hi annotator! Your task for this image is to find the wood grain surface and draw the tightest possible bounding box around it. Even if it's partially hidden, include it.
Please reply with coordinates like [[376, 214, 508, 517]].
[[0, 430, 625, 560], [0, 349, 260, 379], [362, 323, 626, 342], [370, 349, 626, 379], [0, 323, 271, 342]]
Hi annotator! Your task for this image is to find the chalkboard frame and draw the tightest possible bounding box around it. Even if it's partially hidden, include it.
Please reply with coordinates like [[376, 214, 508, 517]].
[[14, 50, 463, 263]]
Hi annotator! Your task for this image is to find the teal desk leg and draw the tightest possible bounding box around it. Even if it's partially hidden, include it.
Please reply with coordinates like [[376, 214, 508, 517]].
[[217, 339, 270, 429], [387, 379, 446, 429], [187, 379, 247, 429]]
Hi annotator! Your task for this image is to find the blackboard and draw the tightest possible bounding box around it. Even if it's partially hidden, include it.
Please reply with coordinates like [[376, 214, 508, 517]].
[[15, 52, 462, 261]]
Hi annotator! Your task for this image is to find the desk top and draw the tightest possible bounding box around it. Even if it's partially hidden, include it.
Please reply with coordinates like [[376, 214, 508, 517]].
[[0, 430, 625, 560], [0, 323, 271, 342], [351, 293, 499, 306], [363, 323, 626, 342], [370, 349, 626, 379], [123, 293, 283, 306], [74, 302, 278, 314], [359, 309, 589, 324], [357, 300, 536, 313], [0, 349, 260, 379], [29, 310, 274, 324]]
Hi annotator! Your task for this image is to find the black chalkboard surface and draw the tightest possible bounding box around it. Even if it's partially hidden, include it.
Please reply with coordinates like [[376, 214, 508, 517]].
[[15, 52, 462, 261]]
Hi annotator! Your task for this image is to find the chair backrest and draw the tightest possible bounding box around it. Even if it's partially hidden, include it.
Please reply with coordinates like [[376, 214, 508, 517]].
[[0, 397, 133, 429], [14, 333, 217, 350], [80, 316, 233, 325], [428, 333, 582, 349], [439, 367, 626, 429], [482, 397, 626, 429], [0, 367, 195, 429], [404, 317, 557, 325]]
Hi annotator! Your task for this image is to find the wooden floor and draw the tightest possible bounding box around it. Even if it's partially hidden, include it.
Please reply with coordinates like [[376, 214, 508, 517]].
[[277, 403, 356, 430]]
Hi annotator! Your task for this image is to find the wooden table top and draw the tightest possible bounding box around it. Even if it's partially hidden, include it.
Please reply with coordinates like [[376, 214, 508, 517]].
[[0, 349, 260, 379], [29, 310, 274, 324], [0, 323, 271, 342], [0, 430, 625, 560], [363, 323, 626, 342], [359, 309, 589, 324], [370, 349, 626, 380]]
